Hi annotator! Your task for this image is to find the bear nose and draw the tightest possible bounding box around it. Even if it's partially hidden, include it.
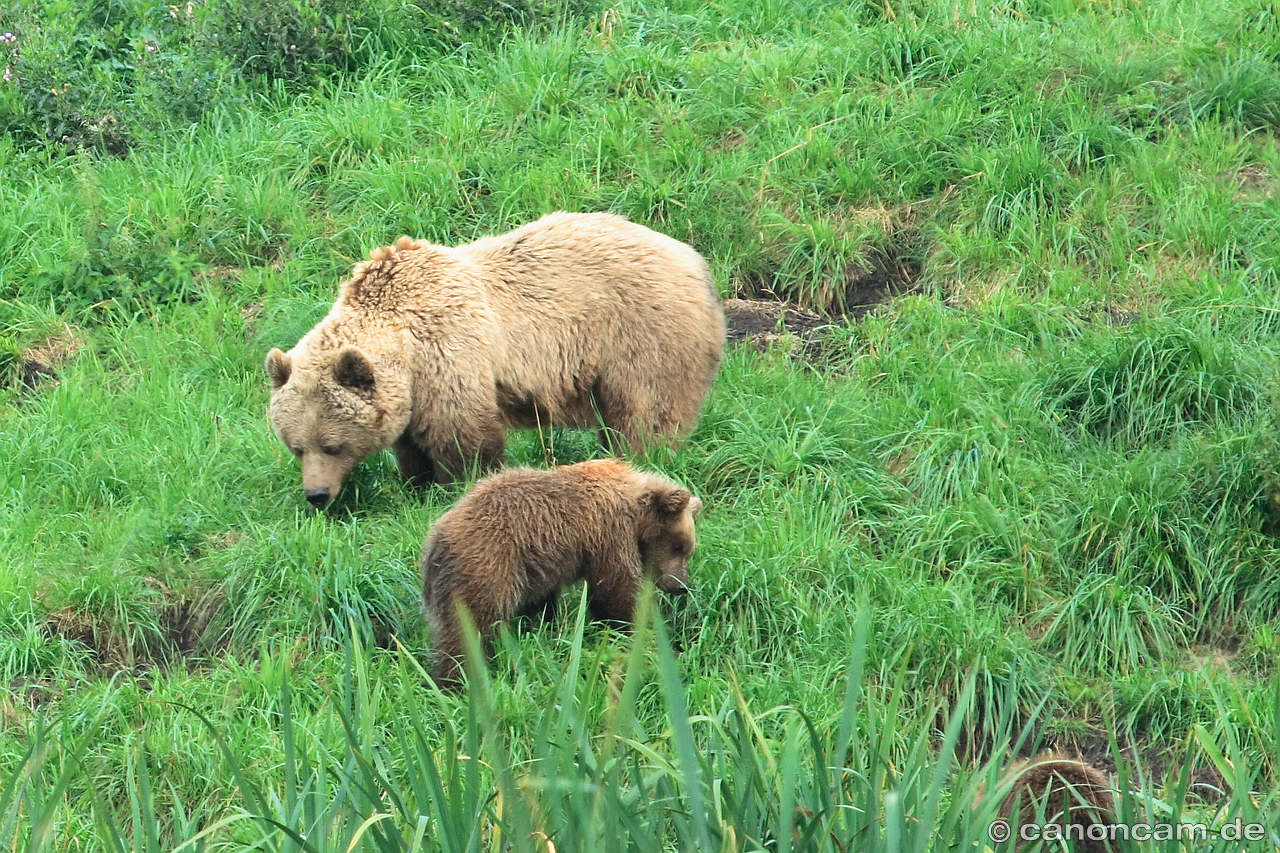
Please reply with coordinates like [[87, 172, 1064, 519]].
[[305, 487, 331, 508], [659, 575, 690, 595]]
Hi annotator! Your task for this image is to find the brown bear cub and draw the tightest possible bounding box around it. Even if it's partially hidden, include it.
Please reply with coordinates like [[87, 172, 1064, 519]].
[[265, 211, 725, 509], [421, 459, 701, 685]]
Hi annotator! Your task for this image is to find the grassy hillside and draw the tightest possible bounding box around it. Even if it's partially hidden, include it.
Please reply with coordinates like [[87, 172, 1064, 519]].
[[2, 0, 1279, 849]]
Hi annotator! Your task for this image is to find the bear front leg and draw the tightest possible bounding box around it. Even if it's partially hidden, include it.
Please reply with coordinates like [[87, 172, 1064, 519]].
[[410, 371, 508, 484], [420, 418, 506, 485], [590, 378, 672, 455], [425, 583, 463, 687], [587, 573, 640, 626], [430, 634, 465, 687], [392, 434, 435, 488]]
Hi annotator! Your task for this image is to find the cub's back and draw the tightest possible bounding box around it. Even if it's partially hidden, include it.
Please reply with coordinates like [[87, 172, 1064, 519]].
[[422, 465, 634, 598]]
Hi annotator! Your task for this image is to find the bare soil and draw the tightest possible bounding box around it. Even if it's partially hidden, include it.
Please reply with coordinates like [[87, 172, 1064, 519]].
[[723, 298, 837, 363], [20, 359, 57, 393]]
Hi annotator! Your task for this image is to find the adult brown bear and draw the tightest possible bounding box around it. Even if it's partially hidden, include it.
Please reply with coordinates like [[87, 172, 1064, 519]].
[[265, 212, 725, 508]]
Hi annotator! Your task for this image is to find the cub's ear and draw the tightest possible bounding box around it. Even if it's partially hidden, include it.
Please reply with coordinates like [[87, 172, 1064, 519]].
[[689, 495, 703, 518], [266, 348, 292, 390], [641, 486, 693, 517], [333, 345, 376, 392]]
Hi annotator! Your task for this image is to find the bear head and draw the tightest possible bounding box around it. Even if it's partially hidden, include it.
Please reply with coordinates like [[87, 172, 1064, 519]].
[[265, 344, 411, 508], [636, 484, 702, 595]]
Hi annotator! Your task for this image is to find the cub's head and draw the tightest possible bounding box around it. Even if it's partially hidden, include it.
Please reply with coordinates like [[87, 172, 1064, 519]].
[[637, 483, 702, 595], [265, 344, 411, 509]]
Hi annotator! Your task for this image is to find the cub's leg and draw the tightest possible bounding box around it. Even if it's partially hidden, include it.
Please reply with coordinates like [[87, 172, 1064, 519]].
[[585, 554, 643, 626], [427, 592, 505, 687]]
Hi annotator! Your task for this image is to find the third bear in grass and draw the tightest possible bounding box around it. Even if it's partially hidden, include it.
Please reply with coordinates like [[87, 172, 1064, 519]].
[[977, 752, 1118, 853], [421, 459, 701, 685]]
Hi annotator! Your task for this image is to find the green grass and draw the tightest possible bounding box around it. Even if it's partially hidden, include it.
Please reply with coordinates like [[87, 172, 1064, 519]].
[[3, 0, 1280, 848]]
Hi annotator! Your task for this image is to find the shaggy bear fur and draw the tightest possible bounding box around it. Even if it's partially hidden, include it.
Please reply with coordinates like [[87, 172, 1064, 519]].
[[265, 212, 725, 508], [420, 459, 701, 685], [976, 752, 1118, 852]]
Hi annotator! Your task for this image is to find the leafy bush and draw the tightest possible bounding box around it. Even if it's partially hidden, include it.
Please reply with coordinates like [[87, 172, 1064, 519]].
[[0, 0, 608, 157], [193, 0, 373, 87], [22, 234, 205, 317], [0, 3, 138, 154], [0, 0, 234, 154]]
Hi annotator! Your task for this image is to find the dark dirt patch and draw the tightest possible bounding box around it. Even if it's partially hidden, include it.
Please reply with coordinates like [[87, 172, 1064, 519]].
[[1065, 737, 1229, 805], [20, 359, 58, 393], [724, 298, 837, 362], [44, 587, 226, 676], [725, 229, 923, 361], [958, 715, 1235, 811], [1104, 307, 1140, 326], [1186, 765, 1229, 803], [713, 127, 749, 152], [195, 265, 242, 285], [724, 254, 920, 360], [163, 595, 227, 660], [10, 325, 83, 397], [724, 298, 831, 343], [7, 677, 62, 709], [739, 240, 924, 319], [1233, 163, 1274, 198], [840, 246, 923, 319]]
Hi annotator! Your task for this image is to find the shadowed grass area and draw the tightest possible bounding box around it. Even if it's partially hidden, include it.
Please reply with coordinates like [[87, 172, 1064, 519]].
[[3, 0, 1280, 847]]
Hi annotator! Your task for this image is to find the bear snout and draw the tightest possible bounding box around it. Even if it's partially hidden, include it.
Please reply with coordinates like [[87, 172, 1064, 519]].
[[305, 487, 332, 508], [658, 573, 690, 595]]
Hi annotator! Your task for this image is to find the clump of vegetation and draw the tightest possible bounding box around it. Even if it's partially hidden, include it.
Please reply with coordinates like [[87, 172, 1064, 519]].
[[0, 0, 225, 153], [1046, 319, 1261, 448], [0, 0, 604, 156]]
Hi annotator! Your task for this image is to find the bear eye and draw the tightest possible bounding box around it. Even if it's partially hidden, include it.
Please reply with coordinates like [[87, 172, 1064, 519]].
[[671, 543, 686, 557], [290, 446, 304, 458], [321, 444, 345, 456]]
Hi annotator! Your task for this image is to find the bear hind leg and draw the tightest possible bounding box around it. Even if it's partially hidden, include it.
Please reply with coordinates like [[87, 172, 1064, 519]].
[[429, 594, 504, 687], [586, 575, 639, 627], [591, 375, 692, 452], [427, 609, 465, 686]]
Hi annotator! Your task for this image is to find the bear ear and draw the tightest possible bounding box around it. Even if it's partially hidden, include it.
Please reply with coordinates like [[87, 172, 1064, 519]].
[[266, 348, 292, 390], [333, 345, 376, 392], [641, 486, 693, 518]]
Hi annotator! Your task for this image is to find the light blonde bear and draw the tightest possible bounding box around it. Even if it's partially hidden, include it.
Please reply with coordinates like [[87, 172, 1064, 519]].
[[265, 212, 725, 508]]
